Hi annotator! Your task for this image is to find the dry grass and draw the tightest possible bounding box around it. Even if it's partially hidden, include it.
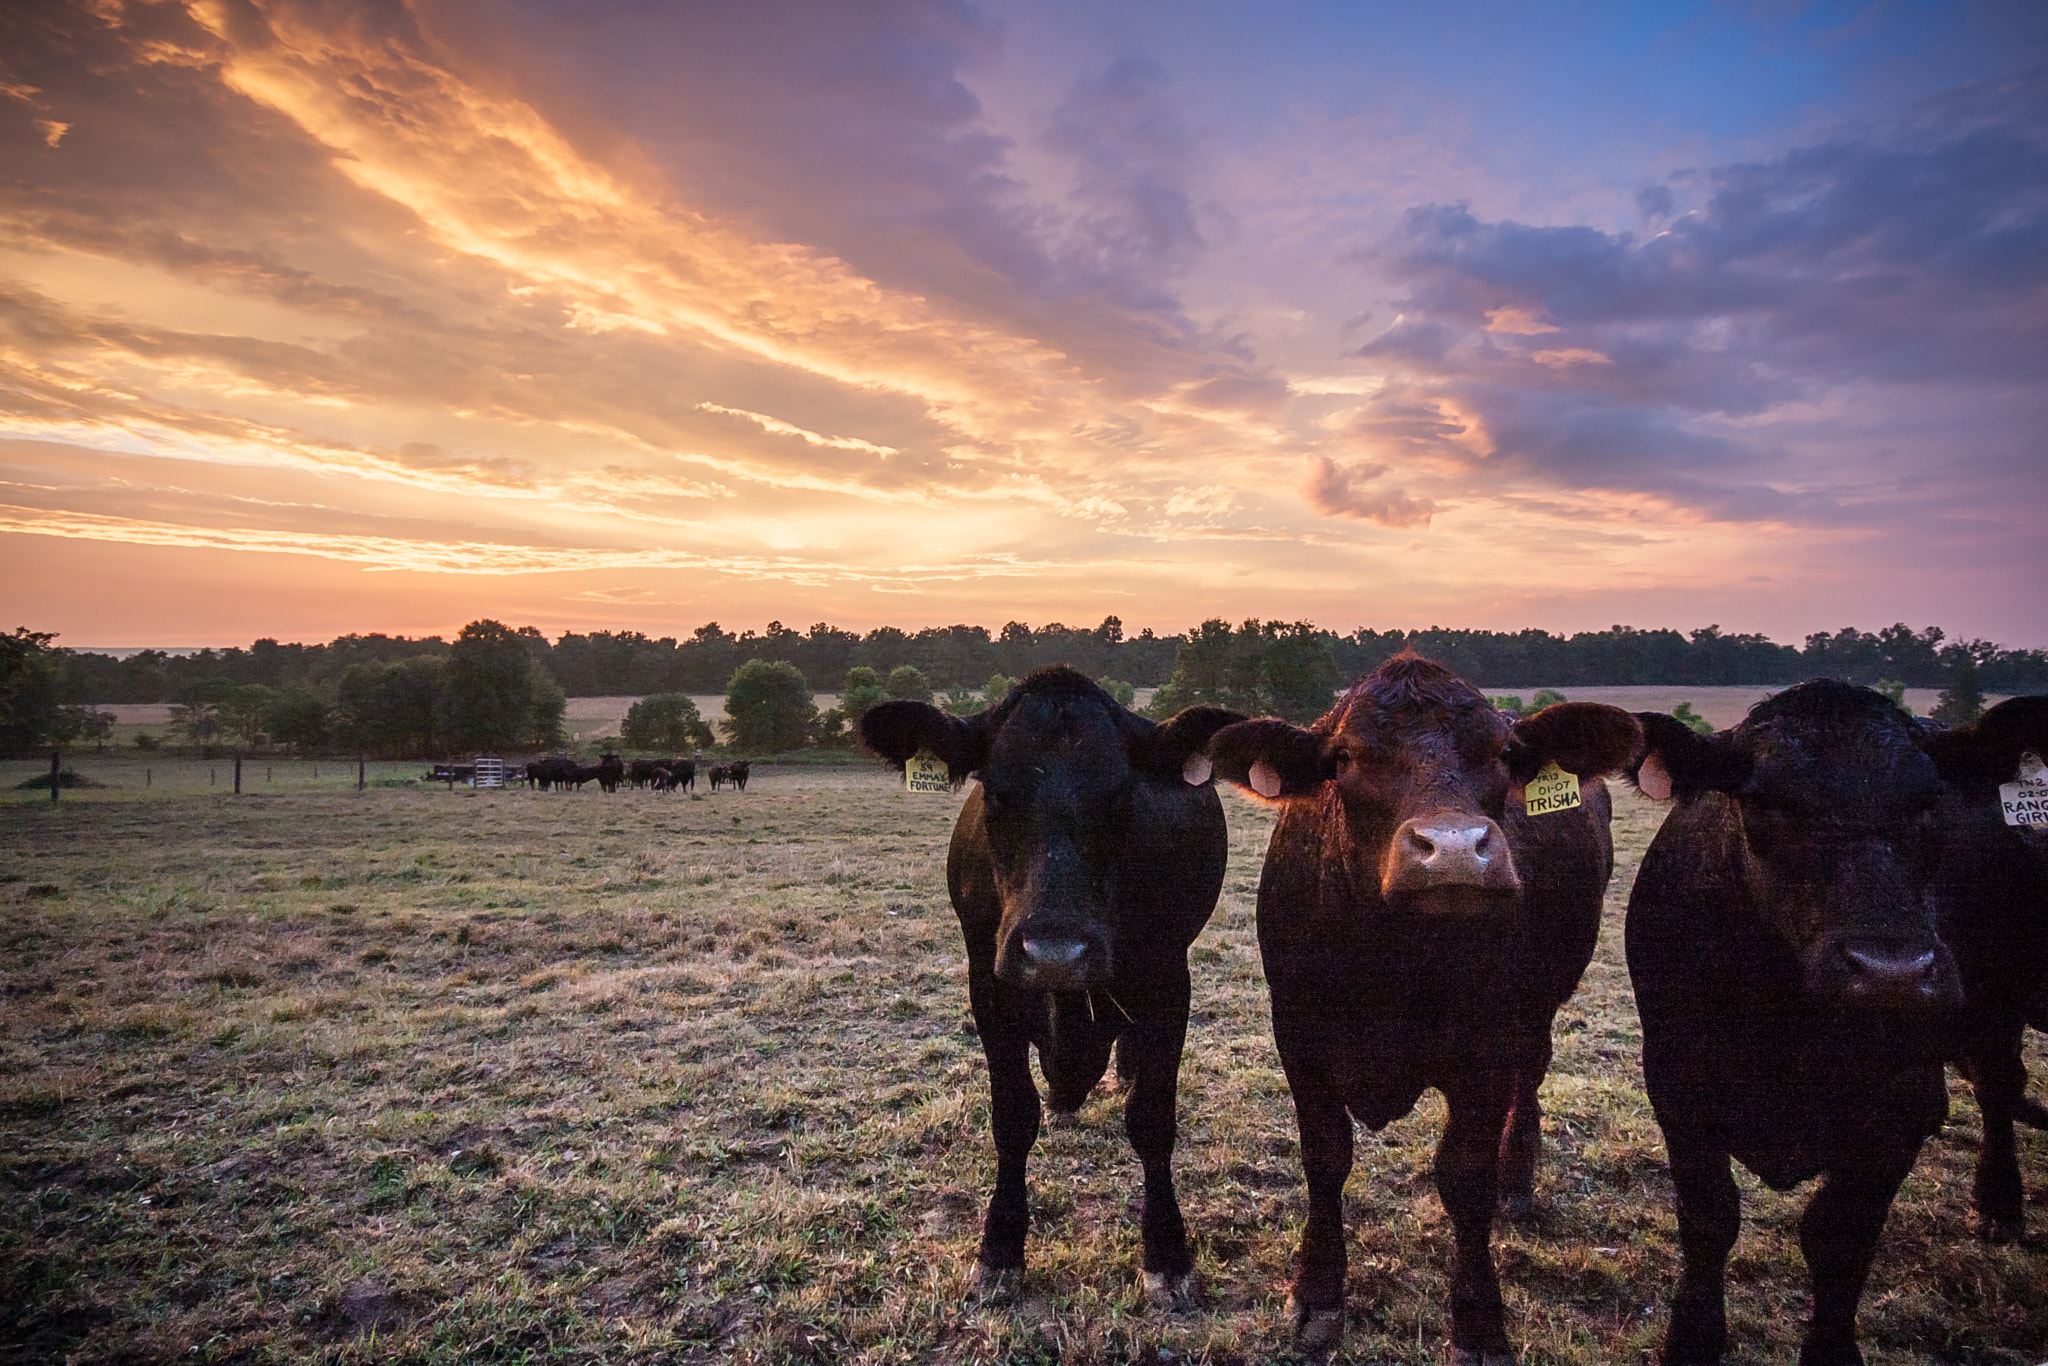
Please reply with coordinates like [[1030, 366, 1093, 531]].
[[0, 766, 2042, 1364]]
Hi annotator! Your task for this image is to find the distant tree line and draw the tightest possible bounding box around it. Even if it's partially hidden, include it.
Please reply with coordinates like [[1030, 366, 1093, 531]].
[[3, 621, 565, 759], [8, 615, 2044, 758], [50, 617, 2048, 709]]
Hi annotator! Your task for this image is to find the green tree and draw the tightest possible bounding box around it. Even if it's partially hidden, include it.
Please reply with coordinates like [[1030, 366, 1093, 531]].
[[1930, 655, 1984, 727], [527, 669, 568, 748], [981, 673, 1015, 706], [886, 664, 933, 704], [336, 657, 444, 757], [839, 666, 890, 722], [55, 705, 116, 752], [1490, 695, 1526, 716], [218, 683, 275, 747], [1098, 677, 1137, 708], [621, 692, 714, 751], [442, 620, 540, 752], [0, 627, 61, 755], [1258, 622, 1341, 723], [1531, 688, 1569, 710], [263, 684, 332, 752], [169, 699, 223, 747], [724, 659, 818, 753]]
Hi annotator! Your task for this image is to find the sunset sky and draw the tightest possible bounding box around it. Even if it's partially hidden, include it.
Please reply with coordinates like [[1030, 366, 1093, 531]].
[[3, 0, 2044, 648]]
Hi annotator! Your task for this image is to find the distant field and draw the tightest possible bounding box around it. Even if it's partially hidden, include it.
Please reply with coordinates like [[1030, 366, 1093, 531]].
[[1, 763, 2041, 1363]]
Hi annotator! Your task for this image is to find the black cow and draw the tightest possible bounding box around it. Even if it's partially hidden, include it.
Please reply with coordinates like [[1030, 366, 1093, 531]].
[[525, 760, 545, 789], [596, 753, 625, 793], [1206, 654, 1641, 1358], [860, 667, 1242, 1304], [729, 759, 751, 791], [1626, 681, 1967, 1366], [532, 756, 578, 790], [1923, 696, 2048, 1240], [627, 758, 663, 789], [707, 764, 727, 791], [664, 758, 696, 793]]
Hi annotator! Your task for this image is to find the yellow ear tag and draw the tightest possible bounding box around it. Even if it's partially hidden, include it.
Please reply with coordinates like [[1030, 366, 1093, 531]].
[[1999, 751, 2048, 827], [1523, 761, 1582, 816], [905, 750, 952, 794]]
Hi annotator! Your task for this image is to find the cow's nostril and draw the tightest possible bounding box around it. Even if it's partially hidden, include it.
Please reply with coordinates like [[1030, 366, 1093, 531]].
[[1023, 938, 1086, 965], [1406, 829, 1438, 859]]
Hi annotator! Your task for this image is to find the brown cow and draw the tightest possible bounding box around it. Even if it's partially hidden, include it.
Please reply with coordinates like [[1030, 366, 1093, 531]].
[[1207, 654, 1641, 1359]]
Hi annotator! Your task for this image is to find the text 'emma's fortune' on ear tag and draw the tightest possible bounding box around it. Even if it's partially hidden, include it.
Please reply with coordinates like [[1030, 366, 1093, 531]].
[[2000, 751, 2048, 827], [905, 751, 951, 794], [1524, 761, 1582, 816]]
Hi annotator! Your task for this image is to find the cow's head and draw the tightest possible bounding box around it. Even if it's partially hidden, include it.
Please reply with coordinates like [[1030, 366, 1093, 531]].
[[1208, 654, 1641, 914], [859, 666, 1242, 989], [1630, 680, 1972, 1018]]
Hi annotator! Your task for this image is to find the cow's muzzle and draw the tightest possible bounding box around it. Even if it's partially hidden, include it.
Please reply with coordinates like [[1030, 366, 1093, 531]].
[[1818, 937, 1963, 1015], [1381, 811, 1522, 905], [996, 922, 1112, 990]]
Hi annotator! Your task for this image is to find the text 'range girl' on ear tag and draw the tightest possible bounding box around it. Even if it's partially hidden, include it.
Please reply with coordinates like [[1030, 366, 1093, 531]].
[[1523, 760, 1582, 816], [905, 750, 951, 794], [1999, 751, 2048, 827]]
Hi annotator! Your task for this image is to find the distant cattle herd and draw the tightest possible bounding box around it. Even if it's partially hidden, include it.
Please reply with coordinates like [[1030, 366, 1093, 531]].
[[512, 753, 751, 794], [860, 659, 2045, 1365]]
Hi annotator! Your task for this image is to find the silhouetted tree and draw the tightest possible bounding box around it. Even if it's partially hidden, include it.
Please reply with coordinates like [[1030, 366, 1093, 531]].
[[621, 693, 713, 752], [723, 660, 817, 753], [1931, 655, 1984, 727]]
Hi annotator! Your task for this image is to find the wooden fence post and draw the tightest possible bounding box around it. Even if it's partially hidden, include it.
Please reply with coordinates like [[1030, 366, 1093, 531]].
[[49, 751, 59, 803]]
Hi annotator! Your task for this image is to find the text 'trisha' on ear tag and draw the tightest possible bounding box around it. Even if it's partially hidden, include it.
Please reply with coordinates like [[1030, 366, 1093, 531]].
[[1999, 750, 2048, 827], [1524, 761, 1582, 816], [905, 750, 952, 794]]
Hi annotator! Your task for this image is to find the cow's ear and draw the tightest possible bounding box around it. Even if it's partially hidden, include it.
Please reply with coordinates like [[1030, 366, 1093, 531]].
[[859, 701, 984, 782], [1626, 711, 1749, 802], [1924, 694, 2048, 789], [1503, 703, 1644, 784], [1131, 706, 1247, 784], [1207, 718, 1334, 800]]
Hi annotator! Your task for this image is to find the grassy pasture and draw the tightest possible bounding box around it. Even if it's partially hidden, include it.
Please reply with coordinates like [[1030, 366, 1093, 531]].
[[0, 764, 2042, 1364]]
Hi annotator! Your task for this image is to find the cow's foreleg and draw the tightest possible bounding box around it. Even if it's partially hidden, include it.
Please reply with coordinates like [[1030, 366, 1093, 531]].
[[1798, 1146, 1917, 1366], [969, 968, 1038, 1294], [1438, 1077, 1512, 1365], [1965, 1010, 2029, 1241], [1498, 1015, 1552, 1222], [1285, 1082, 1351, 1350], [1119, 976, 1195, 1307], [1662, 1131, 1739, 1365]]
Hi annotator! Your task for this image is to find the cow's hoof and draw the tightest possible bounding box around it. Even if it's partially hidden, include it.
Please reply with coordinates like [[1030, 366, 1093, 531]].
[[1500, 1192, 1537, 1223], [1968, 1208, 2021, 1244], [1452, 1350, 1517, 1366], [1287, 1298, 1343, 1352], [1047, 1109, 1080, 1131], [972, 1264, 1021, 1299], [1142, 1269, 1199, 1310]]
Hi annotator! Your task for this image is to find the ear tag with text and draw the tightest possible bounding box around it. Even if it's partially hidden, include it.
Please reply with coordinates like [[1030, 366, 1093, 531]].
[[1999, 751, 2048, 828], [1523, 761, 1582, 816], [905, 750, 952, 794]]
